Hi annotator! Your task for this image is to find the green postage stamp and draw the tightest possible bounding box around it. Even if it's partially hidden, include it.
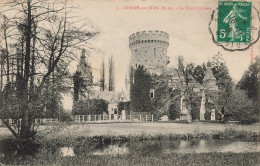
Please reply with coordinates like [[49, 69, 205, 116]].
[[217, 1, 252, 43], [209, 0, 259, 51]]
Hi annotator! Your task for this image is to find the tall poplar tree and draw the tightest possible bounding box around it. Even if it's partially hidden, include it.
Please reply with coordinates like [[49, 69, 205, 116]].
[[100, 58, 105, 91], [108, 56, 115, 91]]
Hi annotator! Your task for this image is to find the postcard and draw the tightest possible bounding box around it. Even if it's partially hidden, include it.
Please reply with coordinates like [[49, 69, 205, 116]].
[[0, 0, 259, 165]]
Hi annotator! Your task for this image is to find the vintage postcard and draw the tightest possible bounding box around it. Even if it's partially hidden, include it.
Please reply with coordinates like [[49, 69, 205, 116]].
[[0, 0, 259, 165]]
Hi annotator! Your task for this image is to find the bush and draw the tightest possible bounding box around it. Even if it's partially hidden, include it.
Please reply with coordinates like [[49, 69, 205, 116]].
[[60, 111, 73, 122], [72, 99, 108, 115], [227, 89, 259, 124]]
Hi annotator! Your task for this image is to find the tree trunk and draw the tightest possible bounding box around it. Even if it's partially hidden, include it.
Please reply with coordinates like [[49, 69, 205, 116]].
[[20, 0, 33, 141], [4, 25, 10, 83]]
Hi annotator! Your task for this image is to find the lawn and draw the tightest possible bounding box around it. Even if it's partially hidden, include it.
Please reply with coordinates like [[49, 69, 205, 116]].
[[3, 151, 259, 166], [1, 122, 260, 140]]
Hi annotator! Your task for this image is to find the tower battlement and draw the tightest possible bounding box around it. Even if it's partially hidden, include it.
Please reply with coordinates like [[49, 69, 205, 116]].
[[129, 30, 169, 46], [129, 30, 170, 75]]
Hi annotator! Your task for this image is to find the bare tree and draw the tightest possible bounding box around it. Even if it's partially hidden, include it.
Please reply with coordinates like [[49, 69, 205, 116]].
[[152, 56, 197, 122], [0, 0, 99, 149]]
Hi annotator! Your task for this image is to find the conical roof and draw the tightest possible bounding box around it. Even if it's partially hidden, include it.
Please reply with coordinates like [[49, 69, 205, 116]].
[[203, 67, 218, 91], [204, 67, 215, 81]]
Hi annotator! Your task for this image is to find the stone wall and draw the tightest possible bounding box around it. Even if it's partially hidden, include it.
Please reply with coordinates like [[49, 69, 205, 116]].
[[129, 30, 169, 74]]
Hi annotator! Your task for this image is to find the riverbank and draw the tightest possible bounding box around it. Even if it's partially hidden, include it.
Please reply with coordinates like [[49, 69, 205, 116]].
[[1, 122, 259, 142], [34, 122, 260, 140], [0, 122, 260, 165]]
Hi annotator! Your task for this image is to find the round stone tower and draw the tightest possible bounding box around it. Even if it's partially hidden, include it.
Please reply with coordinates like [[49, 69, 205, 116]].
[[129, 30, 169, 74]]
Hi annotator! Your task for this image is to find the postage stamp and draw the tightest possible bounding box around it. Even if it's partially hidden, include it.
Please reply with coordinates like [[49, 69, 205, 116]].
[[209, 0, 260, 51], [217, 1, 251, 43]]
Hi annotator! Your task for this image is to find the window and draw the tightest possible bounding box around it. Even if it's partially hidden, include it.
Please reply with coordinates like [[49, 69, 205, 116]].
[[150, 89, 155, 99], [154, 48, 156, 56], [208, 95, 213, 103], [114, 109, 118, 114]]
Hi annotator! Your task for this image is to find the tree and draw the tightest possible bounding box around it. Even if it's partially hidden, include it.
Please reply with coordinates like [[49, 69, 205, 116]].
[[108, 56, 115, 91], [147, 56, 200, 121], [237, 56, 260, 100], [100, 58, 105, 91], [192, 64, 206, 84], [72, 99, 108, 115], [130, 66, 153, 112], [168, 90, 181, 120], [0, 0, 98, 149], [118, 101, 130, 114], [226, 89, 258, 123], [173, 56, 196, 122], [210, 52, 233, 121]]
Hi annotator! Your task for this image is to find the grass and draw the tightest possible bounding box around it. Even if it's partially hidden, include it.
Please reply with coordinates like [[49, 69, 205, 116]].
[[35, 125, 259, 146], [0, 122, 259, 165], [1, 122, 259, 139], [3, 151, 260, 166]]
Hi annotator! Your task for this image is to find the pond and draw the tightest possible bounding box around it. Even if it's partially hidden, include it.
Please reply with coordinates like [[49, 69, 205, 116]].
[[0, 138, 259, 163], [90, 139, 260, 156]]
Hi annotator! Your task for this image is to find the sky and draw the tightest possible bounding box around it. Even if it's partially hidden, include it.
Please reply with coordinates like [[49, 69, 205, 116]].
[[59, 0, 259, 110]]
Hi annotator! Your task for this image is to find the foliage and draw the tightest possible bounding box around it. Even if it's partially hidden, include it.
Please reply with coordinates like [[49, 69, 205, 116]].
[[168, 90, 181, 120], [72, 99, 108, 115], [237, 56, 260, 100], [108, 56, 115, 91], [73, 71, 93, 101], [100, 58, 105, 91], [59, 111, 73, 122], [89, 99, 108, 115], [169, 56, 197, 122], [210, 53, 233, 121], [225, 89, 259, 123], [151, 74, 171, 116], [211, 53, 233, 92], [190, 92, 201, 120], [192, 64, 206, 84], [118, 101, 130, 114], [0, 0, 98, 144], [130, 66, 153, 112]]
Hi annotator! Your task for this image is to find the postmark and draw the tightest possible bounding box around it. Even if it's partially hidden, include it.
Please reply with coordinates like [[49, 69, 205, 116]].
[[209, 1, 260, 51]]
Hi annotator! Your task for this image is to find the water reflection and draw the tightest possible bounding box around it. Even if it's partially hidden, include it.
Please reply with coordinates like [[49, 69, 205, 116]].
[[161, 139, 260, 154], [59, 147, 75, 157], [0, 139, 259, 160], [93, 144, 129, 156], [92, 139, 260, 155]]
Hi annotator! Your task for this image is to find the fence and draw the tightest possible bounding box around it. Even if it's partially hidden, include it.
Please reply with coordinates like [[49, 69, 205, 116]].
[[0, 118, 58, 126], [74, 114, 154, 123], [34, 118, 58, 124]]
